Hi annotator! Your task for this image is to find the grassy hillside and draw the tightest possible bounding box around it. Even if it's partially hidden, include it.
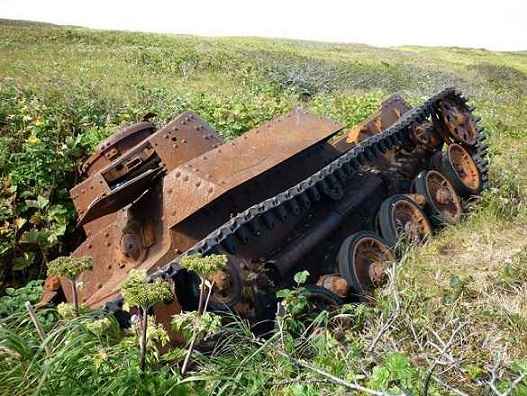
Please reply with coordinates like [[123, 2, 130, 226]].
[[0, 20, 526, 395]]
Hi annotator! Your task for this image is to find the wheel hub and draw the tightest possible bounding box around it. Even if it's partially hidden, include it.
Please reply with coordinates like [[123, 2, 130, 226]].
[[425, 170, 462, 223], [351, 236, 394, 291], [435, 187, 452, 205], [211, 270, 230, 291], [316, 274, 350, 298], [411, 122, 442, 150], [368, 261, 387, 287], [207, 263, 242, 307], [392, 200, 432, 244]]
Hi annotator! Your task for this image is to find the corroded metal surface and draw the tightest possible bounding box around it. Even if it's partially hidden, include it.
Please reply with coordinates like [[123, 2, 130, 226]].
[[416, 170, 462, 224], [443, 143, 481, 195], [164, 108, 343, 227], [70, 111, 223, 234], [337, 232, 395, 294], [81, 122, 156, 177], [36, 276, 62, 307], [390, 197, 432, 243], [62, 108, 343, 310], [148, 111, 223, 171], [316, 274, 349, 298], [438, 100, 478, 145], [40, 88, 490, 336], [77, 167, 163, 226]]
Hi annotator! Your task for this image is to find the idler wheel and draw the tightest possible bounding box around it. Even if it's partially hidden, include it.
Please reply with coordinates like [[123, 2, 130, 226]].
[[441, 143, 481, 196], [415, 170, 462, 225], [439, 100, 478, 146], [337, 231, 395, 295], [377, 195, 432, 246]]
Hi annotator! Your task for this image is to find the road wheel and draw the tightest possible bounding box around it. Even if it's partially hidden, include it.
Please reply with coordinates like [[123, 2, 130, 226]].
[[377, 195, 432, 246], [441, 143, 481, 196], [337, 231, 395, 295], [304, 286, 344, 309], [208, 261, 242, 310], [415, 170, 462, 225]]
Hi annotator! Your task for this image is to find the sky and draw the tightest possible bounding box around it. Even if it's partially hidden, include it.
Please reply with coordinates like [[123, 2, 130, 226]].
[[1, 0, 526, 51]]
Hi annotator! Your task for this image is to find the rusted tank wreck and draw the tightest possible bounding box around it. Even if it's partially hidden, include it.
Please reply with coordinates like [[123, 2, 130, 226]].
[[41, 88, 489, 329]]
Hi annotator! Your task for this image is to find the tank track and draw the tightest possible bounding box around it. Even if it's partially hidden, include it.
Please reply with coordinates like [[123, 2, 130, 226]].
[[105, 87, 489, 313], [176, 88, 488, 259]]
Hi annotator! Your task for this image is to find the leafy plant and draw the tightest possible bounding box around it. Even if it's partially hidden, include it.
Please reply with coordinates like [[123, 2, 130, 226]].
[[179, 254, 228, 278], [47, 256, 94, 316], [497, 247, 527, 290], [178, 253, 227, 374], [442, 274, 474, 304], [121, 269, 172, 371], [0, 279, 43, 317], [277, 271, 310, 312], [1, 19, 527, 395], [171, 311, 222, 342], [367, 353, 421, 393], [276, 271, 311, 335], [57, 302, 88, 319]]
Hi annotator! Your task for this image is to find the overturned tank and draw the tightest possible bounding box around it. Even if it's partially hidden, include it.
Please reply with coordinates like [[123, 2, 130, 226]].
[[41, 88, 489, 329]]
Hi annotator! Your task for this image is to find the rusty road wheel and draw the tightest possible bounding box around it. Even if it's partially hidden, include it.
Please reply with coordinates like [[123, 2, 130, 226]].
[[441, 143, 481, 196], [438, 100, 478, 146], [208, 261, 242, 310], [337, 231, 395, 295], [378, 195, 432, 246], [415, 170, 462, 225]]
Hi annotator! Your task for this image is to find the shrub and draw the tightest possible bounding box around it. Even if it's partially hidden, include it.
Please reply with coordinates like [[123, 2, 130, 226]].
[[121, 269, 172, 371], [0, 279, 43, 317], [47, 256, 94, 316]]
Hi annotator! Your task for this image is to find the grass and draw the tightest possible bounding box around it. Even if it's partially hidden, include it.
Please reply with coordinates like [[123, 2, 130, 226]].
[[0, 19, 526, 395]]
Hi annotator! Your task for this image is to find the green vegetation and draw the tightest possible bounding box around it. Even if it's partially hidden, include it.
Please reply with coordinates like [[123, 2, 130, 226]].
[[121, 269, 172, 371], [178, 254, 228, 374], [0, 19, 526, 395], [180, 254, 228, 278], [47, 256, 93, 315]]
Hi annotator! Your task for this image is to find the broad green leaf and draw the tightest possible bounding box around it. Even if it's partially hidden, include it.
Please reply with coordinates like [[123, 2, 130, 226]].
[[294, 270, 309, 285]]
